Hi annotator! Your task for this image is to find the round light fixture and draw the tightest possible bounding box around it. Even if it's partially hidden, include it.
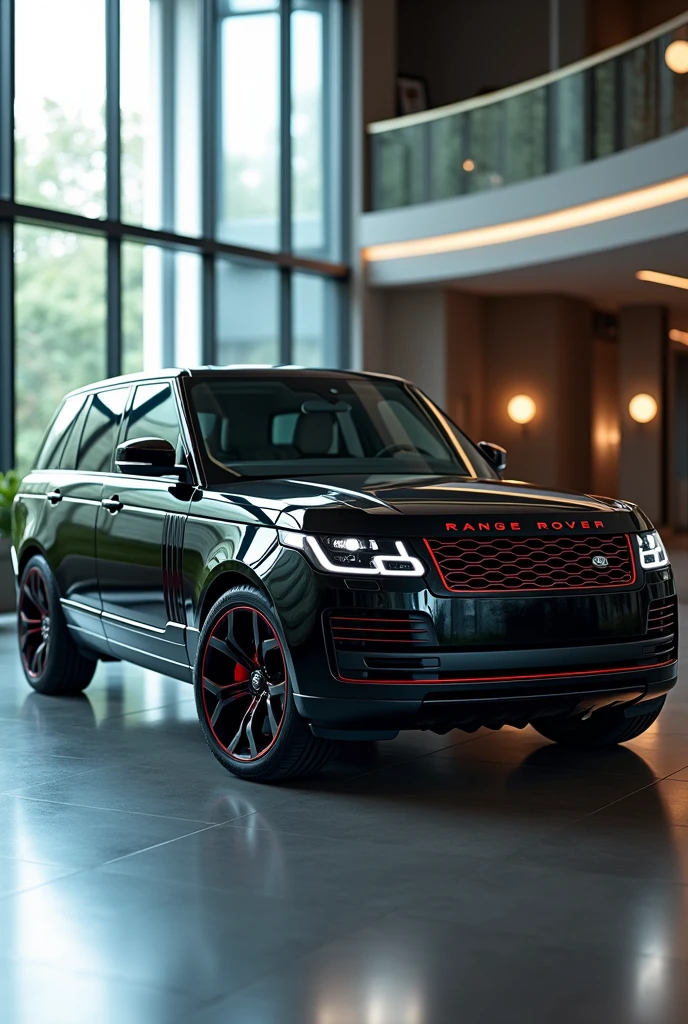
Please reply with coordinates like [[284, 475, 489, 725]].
[[665, 39, 688, 74], [507, 394, 536, 425], [462, 158, 475, 172], [628, 393, 658, 423]]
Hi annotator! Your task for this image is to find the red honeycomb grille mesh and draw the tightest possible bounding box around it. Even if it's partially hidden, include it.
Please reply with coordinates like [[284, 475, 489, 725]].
[[424, 534, 636, 593]]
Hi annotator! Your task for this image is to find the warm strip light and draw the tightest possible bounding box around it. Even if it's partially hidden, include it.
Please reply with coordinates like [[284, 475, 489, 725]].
[[670, 328, 688, 345], [636, 269, 688, 291], [363, 175, 688, 262]]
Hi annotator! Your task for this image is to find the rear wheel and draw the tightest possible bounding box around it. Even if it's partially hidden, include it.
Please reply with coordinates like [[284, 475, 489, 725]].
[[194, 586, 334, 782], [17, 555, 97, 695], [531, 698, 666, 748]]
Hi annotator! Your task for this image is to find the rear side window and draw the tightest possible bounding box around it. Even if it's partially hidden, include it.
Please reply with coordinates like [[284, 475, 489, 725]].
[[124, 383, 182, 455], [34, 395, 85, 470], [76, 387, 130, 473], [58, 399, 90, 471]]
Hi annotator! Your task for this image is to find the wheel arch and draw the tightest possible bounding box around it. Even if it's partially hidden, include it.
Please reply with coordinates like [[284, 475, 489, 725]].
[[17, 542, 48, 581], [195, 563, 272, 630]]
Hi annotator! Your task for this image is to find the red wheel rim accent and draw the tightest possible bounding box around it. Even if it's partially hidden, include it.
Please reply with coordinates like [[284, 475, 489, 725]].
[[200, 605, 288, 762], [18, 568, 51, 680]]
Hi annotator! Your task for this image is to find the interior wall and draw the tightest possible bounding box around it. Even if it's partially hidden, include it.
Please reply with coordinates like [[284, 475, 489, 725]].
[[395, 0, 684, 112], [618, 305, 667, 524], [588, 0, 686, 50], [396, 0, 550, 107], [591, 337, 620, 498]]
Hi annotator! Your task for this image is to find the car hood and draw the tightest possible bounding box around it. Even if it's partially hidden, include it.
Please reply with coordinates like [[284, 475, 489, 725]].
[[204, 473, 650, 536]]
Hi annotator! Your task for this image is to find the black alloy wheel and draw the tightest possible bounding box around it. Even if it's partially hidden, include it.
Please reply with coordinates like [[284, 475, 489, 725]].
[[17, 555, 97, 695], [200, 604, 288, 761], [195, 586, 334, 782], [19, 567, 52, 680]]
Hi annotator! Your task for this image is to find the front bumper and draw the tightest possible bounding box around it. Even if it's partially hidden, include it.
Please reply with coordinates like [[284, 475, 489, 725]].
[[266, 551, 678, 735]]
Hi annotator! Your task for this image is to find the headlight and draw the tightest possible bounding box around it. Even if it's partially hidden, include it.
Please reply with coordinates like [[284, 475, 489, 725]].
[[636, 530, 669, 570], [279, 531, 425, 577]]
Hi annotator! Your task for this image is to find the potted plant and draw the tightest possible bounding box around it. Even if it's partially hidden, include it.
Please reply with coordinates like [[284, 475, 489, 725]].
[[0, 471, 20, 613]]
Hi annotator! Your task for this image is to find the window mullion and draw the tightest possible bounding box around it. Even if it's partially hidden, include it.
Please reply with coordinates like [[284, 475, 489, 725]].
[[0, 220, 14, 470]]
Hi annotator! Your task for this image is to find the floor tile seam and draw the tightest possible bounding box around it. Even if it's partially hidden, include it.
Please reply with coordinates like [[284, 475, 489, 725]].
[[0, 863, 97, 906], [0, 950, 210, 1000], [562, 774, 685, 826], [101, 822, 225, 866], [0, 763, 131, 798], [9, 793, 220, 826], [216, 818, 518, 861], [305, 737, 493, 789]]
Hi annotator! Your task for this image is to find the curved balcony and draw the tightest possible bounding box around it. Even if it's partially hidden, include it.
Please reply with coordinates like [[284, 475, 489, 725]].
[[369, 13, 688, 212]]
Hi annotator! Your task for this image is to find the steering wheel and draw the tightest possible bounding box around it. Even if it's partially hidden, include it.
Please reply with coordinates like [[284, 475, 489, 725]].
[[374, 442, 434, 459]]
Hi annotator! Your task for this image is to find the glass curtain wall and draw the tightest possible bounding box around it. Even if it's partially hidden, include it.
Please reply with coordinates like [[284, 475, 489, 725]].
[[0, 0, 348, 472]]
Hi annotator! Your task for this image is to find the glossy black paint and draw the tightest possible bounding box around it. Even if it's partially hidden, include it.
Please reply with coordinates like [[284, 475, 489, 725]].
[[12, 368, 678, 738]]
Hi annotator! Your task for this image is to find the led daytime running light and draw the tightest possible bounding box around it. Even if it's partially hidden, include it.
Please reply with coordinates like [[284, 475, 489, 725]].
[[636, 530, 670, 570], [279, 532, 425, 577]]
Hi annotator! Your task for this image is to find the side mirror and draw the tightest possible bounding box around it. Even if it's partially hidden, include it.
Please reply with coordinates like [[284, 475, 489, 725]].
[[478, 441, 507, 473], [116, 437, 180, 477]]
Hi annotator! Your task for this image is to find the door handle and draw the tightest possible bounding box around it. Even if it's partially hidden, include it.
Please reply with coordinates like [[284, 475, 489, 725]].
[[101, 496, 123, 514], [46, 489, 62, 505]]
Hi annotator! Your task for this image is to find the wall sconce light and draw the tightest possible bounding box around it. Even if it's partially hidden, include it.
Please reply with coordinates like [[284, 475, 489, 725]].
[[507, 394, 536, 425], [665, 39, 688, 74], [462, 158, 475, 172], [628, 393, 658, 423]]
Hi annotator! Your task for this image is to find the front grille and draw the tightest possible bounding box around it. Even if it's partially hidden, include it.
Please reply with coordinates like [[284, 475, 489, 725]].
[[329, 611, 436, 651], [647, 597, 677, 635], [424, 534, 636, 593]]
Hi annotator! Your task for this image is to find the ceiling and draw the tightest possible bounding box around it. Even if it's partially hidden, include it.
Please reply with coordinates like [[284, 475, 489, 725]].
[[446, 231, 688, 328]]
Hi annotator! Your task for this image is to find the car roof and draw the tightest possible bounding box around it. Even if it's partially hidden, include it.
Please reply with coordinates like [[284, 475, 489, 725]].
[[64, 365, 410, 398]]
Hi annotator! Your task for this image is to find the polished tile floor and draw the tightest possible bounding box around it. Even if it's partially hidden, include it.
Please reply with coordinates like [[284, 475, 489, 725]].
[[1, 610, 688, 1024]]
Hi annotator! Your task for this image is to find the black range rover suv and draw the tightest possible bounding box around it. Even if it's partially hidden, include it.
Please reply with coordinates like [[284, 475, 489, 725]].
[[11, 368, 678, 781]]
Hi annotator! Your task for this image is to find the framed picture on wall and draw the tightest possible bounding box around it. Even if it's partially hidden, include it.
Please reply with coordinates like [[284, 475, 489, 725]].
[[397, 75, 429, 115]]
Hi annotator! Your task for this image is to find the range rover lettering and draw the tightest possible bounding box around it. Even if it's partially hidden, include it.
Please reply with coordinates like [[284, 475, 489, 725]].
[[11, 368, 678, 782]]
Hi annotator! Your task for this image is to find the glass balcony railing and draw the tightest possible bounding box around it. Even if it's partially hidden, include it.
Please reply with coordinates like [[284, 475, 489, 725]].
[[369, 14, 688, 212]]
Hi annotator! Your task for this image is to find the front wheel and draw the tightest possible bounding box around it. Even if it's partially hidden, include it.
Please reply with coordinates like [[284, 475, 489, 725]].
[[194, 586, 334, 782], [17, 555, 97, 695], [531, 697, 666, 748]]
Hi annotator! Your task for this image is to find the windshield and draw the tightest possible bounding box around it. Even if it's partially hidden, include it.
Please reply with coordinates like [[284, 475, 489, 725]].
[[185, 375, 496, 481]]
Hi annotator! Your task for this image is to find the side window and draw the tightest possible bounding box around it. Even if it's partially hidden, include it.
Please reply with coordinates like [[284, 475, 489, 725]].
[[35, 395, 85, 470], [76, 387, 130, 473], [124, 383, 182, 455], [59, 399, 91, 471]]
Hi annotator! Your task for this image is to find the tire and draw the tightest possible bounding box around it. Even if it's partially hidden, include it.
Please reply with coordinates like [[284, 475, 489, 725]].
[[17, 554, 97, 695], [194, 586, 335, 783], [531, 697, 666, 748]]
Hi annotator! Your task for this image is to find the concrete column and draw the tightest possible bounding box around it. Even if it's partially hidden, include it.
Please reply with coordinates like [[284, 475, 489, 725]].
[[445, 292, 485, 439], [481, 295, 592, 491], [618, 305, 668, 525], [385, 289, 447, 406]]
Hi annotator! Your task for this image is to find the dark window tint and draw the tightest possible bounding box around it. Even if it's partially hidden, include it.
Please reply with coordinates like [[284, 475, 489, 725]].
[[59, 399, 91, 471], [35, 395, 85, 470], [124, 383, 182, 456], [77, 387, 130, 473], [187, 376, 496, 481]]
